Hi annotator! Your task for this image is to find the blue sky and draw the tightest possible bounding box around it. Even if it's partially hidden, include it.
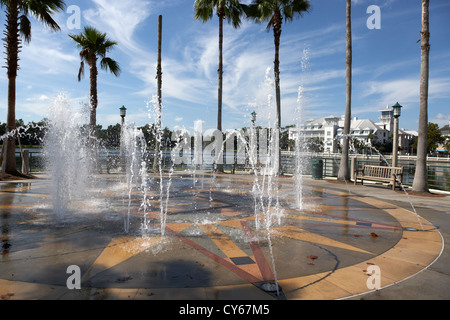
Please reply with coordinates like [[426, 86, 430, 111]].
[[0, 0, 449, 133]]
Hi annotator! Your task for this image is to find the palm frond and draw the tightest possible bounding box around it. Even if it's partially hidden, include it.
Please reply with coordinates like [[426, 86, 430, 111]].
[[100, 57, 121, 77], [244, 0, 311, 30], [194, 0, 245, 27], [22, 0, 66, 32], [266, 15, 274, 32], [195, 7, 214, 22], [68, 33, 86, 47], [35, 10, 61, 32], [282, 0, 311, 22], [78, 60, 85, 82], [79, 48, 90, 63], [98, 39, 119, 57], [83, 26, 103, 47], [194, 0, 214, 23], [224, 0, 245, 28], [19, 15, 32, 44], [103, 39, 119, 49], [70, 26, 120, 79]]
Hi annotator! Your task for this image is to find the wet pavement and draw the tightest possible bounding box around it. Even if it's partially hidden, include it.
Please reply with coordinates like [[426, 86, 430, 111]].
[[0, 172, 448, 300]]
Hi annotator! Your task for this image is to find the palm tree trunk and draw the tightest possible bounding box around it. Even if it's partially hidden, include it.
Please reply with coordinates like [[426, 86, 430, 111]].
[[4, 0, 20, 175], [217, 7, 224, 172], [88, 57, 99, 171], [218, 7, 224, 133], [412, 0, 430, 193], [273, 9, 282, 175], [153, 15, 163, 172], [89, 58, 98, 145], [338, 0, 352, 182]]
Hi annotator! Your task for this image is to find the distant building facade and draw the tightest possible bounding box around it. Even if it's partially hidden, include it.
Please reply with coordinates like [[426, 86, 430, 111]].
[[440, 122, 450, 136], [437, 121, 450, 153], [289, 105, 418, 154]]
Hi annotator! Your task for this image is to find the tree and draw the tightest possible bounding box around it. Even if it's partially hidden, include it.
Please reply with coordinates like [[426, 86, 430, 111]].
[[69, 26, 121, 145], [244, 0, 311, 174], [372, 139, 393, 154], [280, 125, 294, 150], [444, 137, 450, 153], [306, 137, 324, 153], [1, 0, 65, 175], [194, 0, 245, 171], [412, 123, 445, 154], [412, 0, 430, 193], [337, 0, 352, 182]]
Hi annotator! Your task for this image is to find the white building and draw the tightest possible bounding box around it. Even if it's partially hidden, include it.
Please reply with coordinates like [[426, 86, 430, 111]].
[[289, 105, 417, 154], [437, 121, 450, 153]]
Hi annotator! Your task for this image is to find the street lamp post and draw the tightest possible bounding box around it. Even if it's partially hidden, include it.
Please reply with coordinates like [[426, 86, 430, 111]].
[[120, 105, 127, 124], [251, 111, 257, 126], [392, 102, 402, 168], [120, 106, 127, 171], [249, 111, 257, 174], [250, 111, 257, 144]]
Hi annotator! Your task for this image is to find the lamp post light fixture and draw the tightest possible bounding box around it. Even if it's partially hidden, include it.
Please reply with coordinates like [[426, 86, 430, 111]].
[[392, 102, 402, 169], [392, 102, 402, 119], [120, 105, 127, 119], [249, 111, 257, 174], [119, 105, 127, 172], [250, 111, 257, 150], [251, 111, 257, 125]]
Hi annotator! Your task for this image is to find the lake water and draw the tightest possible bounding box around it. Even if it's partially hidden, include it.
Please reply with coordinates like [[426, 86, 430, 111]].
[[4, 148, 449, 192]]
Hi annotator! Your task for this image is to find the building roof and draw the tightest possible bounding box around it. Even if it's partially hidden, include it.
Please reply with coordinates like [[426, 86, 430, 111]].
[[378, 105, 393, 112], [440, 123, 450, 135], [299, 112, 415, 134], [305, 115, 339, 125], [336, 118, 386, 133], [402, 129, 418, 136]]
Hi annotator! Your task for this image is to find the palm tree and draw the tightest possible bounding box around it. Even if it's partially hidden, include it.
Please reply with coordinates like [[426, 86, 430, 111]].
[[194, 0, 245, 171], [412, 0, 430, 193], [69, 26, 121, 145], [338, 0, 352, 182], [0, 0, 65, 175], [244, 0, 310, 175]]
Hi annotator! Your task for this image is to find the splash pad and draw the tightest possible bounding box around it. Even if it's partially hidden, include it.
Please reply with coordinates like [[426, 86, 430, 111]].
[[0, 170, 443, 300]]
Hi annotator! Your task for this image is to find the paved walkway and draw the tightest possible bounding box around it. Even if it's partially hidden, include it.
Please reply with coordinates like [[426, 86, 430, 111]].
[[0, 172, 448, 300]]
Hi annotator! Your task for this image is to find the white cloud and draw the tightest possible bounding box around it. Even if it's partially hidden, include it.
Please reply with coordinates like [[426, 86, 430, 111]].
[[26, 94, 51, 102], [17, 25, 79, 76], [363, 78, 419, 105], [361, 76, 450, 106], [15, 93, 87, 122], [22, 45, 78, 75], [83, 0, 152, 55], [432, 113, 450, 128]]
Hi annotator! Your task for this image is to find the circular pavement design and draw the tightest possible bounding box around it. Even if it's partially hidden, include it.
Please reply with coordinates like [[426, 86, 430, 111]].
[[0, 173, 443, 300]]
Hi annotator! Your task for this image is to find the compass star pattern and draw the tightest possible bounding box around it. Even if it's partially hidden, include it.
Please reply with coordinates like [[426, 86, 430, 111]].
[[0, 173, 443, 300]]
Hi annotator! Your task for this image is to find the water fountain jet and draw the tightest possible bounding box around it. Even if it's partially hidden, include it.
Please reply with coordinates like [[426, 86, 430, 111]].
[[43, 94, 91, 218]]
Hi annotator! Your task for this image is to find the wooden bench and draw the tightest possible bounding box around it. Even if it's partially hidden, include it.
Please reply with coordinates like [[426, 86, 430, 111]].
[[354, 165, 404, 190]]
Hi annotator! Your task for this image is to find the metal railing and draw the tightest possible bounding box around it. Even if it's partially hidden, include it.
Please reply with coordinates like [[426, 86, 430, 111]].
[[280, 152, 449, 192], [10, 150, 450, 192]]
